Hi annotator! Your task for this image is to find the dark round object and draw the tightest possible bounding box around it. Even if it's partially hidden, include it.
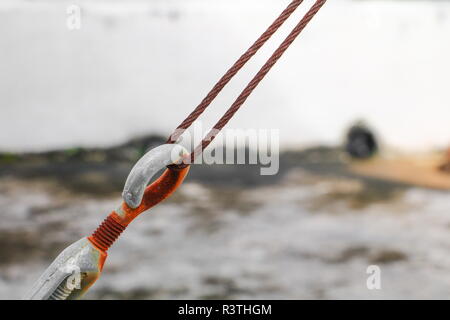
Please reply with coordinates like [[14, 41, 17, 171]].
[[345, 125, 378, 159]]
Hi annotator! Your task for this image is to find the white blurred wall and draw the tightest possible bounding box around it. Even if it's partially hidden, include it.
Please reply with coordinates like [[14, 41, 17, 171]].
[[0, 0, 449, 152]]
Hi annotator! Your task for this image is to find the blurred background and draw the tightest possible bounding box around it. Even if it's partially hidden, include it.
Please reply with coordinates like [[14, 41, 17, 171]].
[[1, 0, 450, 299]]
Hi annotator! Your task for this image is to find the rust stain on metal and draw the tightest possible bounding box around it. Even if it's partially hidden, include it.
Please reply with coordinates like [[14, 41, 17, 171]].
[[88, 166, 190, 252]]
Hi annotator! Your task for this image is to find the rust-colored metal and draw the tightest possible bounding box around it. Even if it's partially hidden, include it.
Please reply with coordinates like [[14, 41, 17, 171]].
[[191, 0, 327, 163], [115, 165, 190, 226], [167, 0, 305, 145], [89, 215, 126, 254], [26, 158, 189, 300], [88, 166, 190, 252], [167, 0, 327, 165]]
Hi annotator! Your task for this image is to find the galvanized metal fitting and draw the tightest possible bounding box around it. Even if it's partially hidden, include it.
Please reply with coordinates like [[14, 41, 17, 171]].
[[24, 238, 106, 300], [122, 144, 188, 209], [24, 143, 190, 300]]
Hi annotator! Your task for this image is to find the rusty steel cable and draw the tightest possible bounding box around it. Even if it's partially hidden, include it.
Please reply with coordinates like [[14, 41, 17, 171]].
[[169, 0, 327, 164], [167, 0, 305, 144], [192, 0, 327, 161]]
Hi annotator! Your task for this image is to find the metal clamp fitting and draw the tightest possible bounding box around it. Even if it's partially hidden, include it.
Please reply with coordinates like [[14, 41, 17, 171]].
[[122, 144, 187, 208]]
